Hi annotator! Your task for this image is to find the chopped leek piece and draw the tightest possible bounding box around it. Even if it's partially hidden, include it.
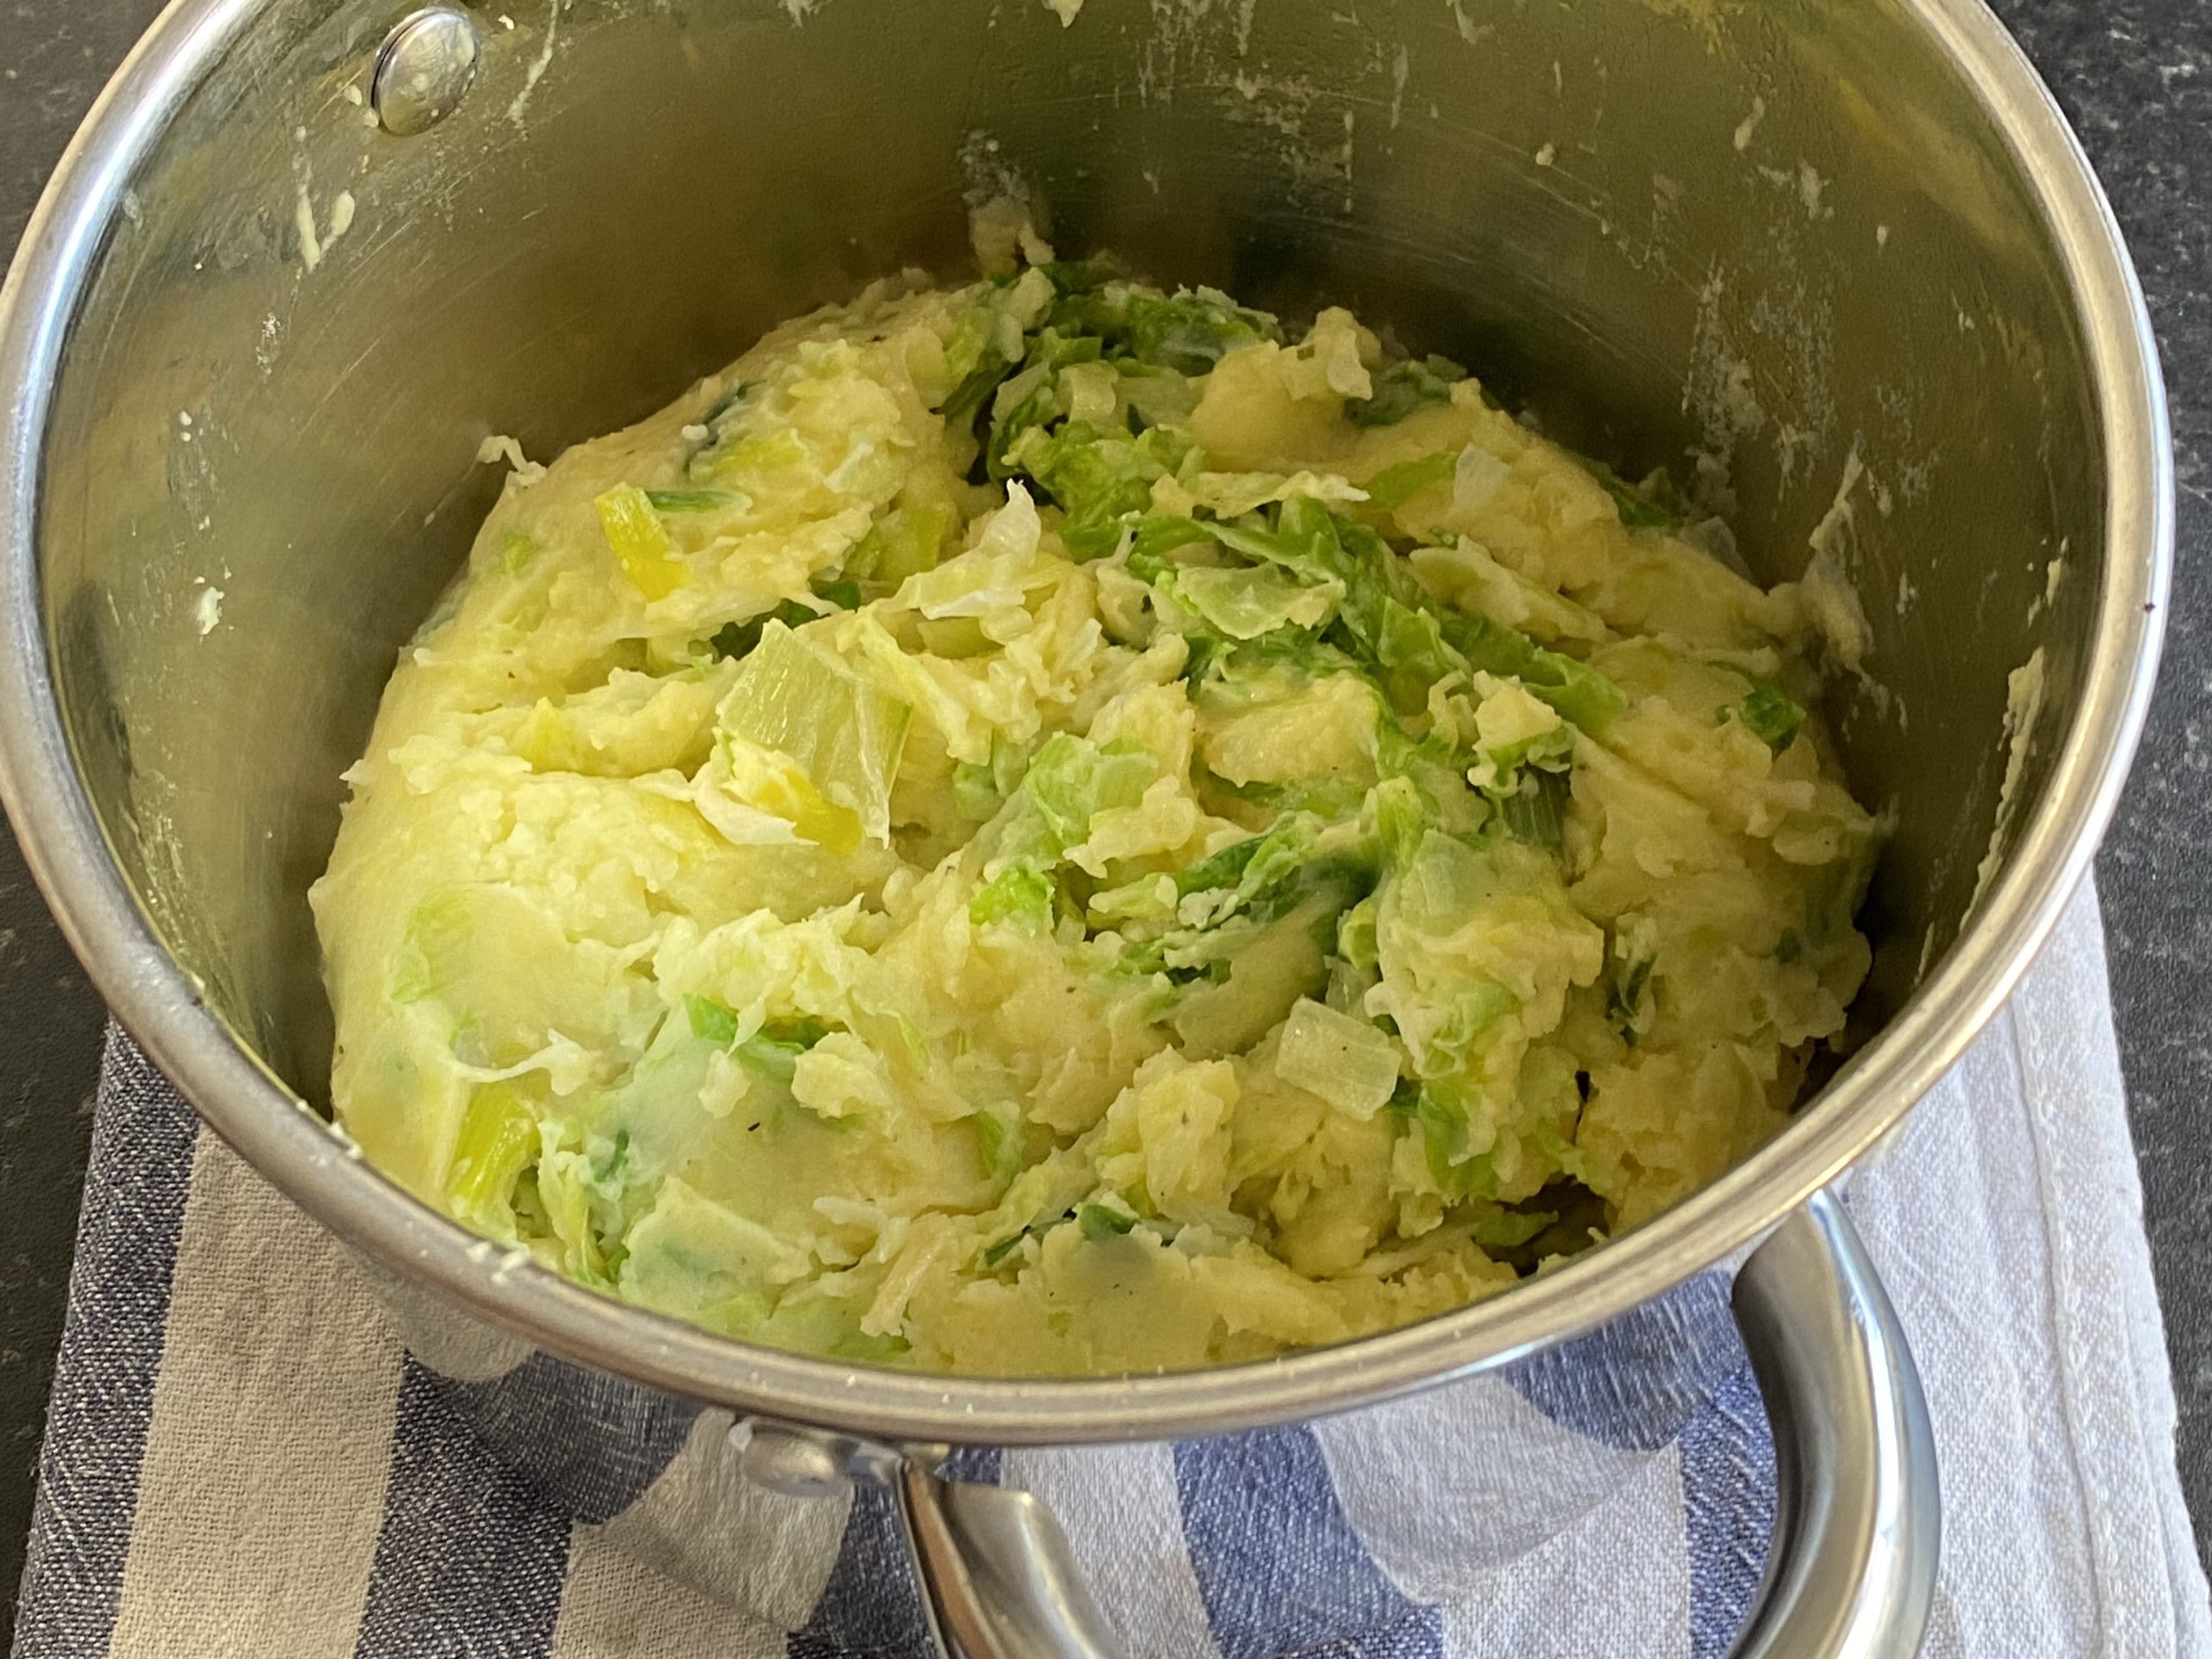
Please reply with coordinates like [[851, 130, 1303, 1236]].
[[595, 485, 684, 600]]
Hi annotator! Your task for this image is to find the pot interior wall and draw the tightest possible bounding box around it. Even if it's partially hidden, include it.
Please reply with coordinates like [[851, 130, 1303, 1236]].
[[38, 0, 2100, 1107]]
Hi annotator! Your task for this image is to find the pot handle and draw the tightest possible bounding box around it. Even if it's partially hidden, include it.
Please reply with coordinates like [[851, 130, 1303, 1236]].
[[1723, 1186, 1940, 1657], [895, 1187, 1937, 1659], [897, 1460, 1125, 1658]]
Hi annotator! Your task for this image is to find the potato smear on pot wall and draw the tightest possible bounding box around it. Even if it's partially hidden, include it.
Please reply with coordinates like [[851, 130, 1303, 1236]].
[[312, 237, 1878, 1376]]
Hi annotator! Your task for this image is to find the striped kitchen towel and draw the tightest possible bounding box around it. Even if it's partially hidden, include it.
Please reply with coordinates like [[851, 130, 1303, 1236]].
[[11, 881, 2209, 1657]]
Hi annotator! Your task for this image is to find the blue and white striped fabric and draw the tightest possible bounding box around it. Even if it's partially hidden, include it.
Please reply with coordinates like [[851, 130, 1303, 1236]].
[[13, 884, 2209, 1658]]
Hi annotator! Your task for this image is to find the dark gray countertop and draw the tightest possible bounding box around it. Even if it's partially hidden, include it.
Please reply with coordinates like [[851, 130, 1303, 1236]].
[[2, 0, 2209, 1647]]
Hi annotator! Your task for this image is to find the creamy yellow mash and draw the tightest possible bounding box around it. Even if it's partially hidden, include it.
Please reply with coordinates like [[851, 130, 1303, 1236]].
[[313, 249, 1876, 1375]]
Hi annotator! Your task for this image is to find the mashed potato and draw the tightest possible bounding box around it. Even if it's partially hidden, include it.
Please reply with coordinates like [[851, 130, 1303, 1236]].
[[312, 251, 1876, 1375]]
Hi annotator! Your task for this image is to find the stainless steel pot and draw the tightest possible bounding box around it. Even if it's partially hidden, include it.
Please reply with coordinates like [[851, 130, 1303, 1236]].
[[0, 1, 2168, 1654]]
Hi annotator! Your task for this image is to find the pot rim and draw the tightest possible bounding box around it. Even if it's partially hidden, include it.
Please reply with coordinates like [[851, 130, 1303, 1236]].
[[0, 0, 2171, 1446]]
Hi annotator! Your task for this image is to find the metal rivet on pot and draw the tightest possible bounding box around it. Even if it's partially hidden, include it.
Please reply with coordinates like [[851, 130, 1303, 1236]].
[[737, 1422, 851, 1498], [370, 7, 481, 137]]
